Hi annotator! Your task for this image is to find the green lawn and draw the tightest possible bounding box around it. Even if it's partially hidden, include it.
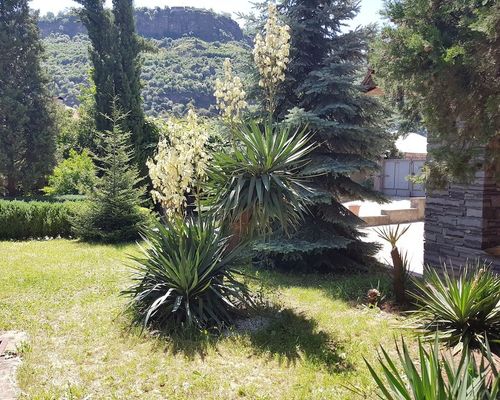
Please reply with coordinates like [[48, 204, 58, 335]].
[[0, 240, 405, 399]]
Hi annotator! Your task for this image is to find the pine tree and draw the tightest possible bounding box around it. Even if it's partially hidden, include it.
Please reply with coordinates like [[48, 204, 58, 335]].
[[74, 104, 146, 243], [0, 0, 56, 195], [259, 0, 392, 270]]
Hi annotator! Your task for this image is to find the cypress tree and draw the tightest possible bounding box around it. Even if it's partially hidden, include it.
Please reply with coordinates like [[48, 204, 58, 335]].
[[75, 0, 115, 133], [75, 0, 148, 170], [259, 0, 392, 270], [112, 0, 146, 166], [74, 103, 146, 243], [0, 0, 56, 195]]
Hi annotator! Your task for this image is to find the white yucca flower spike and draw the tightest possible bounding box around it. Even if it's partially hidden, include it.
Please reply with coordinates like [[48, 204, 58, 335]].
[[147, 109, 210, 216], [253, 3, 291, 114], [214, 58, 247, 123]]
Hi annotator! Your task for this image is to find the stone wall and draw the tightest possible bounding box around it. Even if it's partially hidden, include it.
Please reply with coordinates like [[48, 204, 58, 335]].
[[424, 153, 500, 271]]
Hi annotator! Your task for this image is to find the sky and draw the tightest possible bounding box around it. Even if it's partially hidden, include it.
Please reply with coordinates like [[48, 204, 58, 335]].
[[29, 0, 385, 28]]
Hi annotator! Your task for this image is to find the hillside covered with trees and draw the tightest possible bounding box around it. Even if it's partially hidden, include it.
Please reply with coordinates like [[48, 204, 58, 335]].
[[42, 7, 251, 115]]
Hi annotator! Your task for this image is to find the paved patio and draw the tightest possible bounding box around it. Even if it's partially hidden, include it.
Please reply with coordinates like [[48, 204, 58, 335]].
[[362, 222, 424, 275], [345, 197, 414, 217], [0, 331, 28, 400]]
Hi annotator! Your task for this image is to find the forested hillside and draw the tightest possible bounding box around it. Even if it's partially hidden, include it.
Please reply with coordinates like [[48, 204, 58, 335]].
[[41, 8, 251, 115]]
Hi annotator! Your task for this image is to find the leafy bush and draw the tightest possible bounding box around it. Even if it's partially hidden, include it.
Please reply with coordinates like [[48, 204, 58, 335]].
[[411, 265, 500, 350], [124, 217, 254, 331], [365, 336, 499, 400], [44, 149, 97, 195], [0, 199, 81, 240], [208, 121, 314, 238]]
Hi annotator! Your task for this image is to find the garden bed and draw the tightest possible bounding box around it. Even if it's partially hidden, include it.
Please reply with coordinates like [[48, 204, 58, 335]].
[[0, 240, 404, 399]]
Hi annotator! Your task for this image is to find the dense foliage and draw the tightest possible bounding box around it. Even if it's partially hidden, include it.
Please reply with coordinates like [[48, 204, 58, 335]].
[[73, 108, 147, 243], [0, 0, 56, 195], [42, 35, 251, 115], [43, 149, 96, 195], [371, 0, 500, 185], [411, 265, 500, 351], [125, 217, 254, 331], [253, 0, 391, 270], [0, 199, 80, 240], [365, 336, 500, 400]]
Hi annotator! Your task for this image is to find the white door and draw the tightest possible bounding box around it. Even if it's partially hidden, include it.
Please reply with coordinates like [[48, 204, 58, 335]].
[[410, 160, 425, 197], [383, 159, 425, 197], [394, 160, 411, 196]]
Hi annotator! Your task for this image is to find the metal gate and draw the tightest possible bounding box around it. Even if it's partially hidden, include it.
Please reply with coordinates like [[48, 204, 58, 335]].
[[382, 159, 425, 197]]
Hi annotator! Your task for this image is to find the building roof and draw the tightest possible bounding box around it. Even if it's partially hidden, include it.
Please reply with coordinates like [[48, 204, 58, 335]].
[[396, 132, 427, 154], [361, 68, 384, 96]]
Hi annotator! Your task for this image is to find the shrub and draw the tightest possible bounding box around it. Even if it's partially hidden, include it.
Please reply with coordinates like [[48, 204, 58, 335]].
[[43, 149, 97, 195], [0, 199, 81, 240], [124, 216, 254, 331], [365, 336, 499, 400], [411, 265, 500, 350]]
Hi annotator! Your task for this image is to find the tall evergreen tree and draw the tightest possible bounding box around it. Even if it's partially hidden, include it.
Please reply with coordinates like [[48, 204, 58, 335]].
[[112, 0, 146, 163], [75, 0, 115, 134], [372, 0, 499, 185], [0, 0, 56, 195], [74, 104, 146, 243], [75, 0, 148, 170], [259, 0, 392, 270]]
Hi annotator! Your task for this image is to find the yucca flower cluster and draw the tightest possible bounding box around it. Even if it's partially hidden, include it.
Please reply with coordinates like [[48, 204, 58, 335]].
[[253, 3, 291, 114], [214, 59, 247, 123], [147, 110, 210, 216]]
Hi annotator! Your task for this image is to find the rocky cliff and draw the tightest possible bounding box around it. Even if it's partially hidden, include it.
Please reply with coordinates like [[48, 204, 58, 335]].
[[39, 7, 244, 43]]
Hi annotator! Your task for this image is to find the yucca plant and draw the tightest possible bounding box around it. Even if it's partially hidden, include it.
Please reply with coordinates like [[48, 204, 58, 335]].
[[365, 336, 499, 400], [124, 216, 254, 331], [207, 120, 315, 242], [374, 224, 411, 304], [410, 265, 500, 350]]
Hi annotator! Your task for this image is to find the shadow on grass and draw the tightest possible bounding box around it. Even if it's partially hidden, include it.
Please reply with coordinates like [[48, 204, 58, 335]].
[[247, 308, 353, 373], [246, 265, 393, 304], [158, 330, 219, 360], [119, 312, 221, 360]]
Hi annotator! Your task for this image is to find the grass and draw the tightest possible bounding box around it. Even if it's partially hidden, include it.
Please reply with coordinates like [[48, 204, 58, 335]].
[[0, 240, 405, 399]]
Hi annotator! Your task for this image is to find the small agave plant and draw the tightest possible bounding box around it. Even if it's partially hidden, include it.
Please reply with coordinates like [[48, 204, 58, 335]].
[[364, 336, 500, 400], [411, 264, 500, 350]]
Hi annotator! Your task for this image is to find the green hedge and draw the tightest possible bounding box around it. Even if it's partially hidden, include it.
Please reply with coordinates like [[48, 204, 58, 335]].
[[0, 200, 82, 240]]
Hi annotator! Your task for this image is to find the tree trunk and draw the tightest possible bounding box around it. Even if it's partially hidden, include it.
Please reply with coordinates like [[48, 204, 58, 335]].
[[391, 246, 406, 304], [6, 175, 17, 197], [227, 210, 251, 252]]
